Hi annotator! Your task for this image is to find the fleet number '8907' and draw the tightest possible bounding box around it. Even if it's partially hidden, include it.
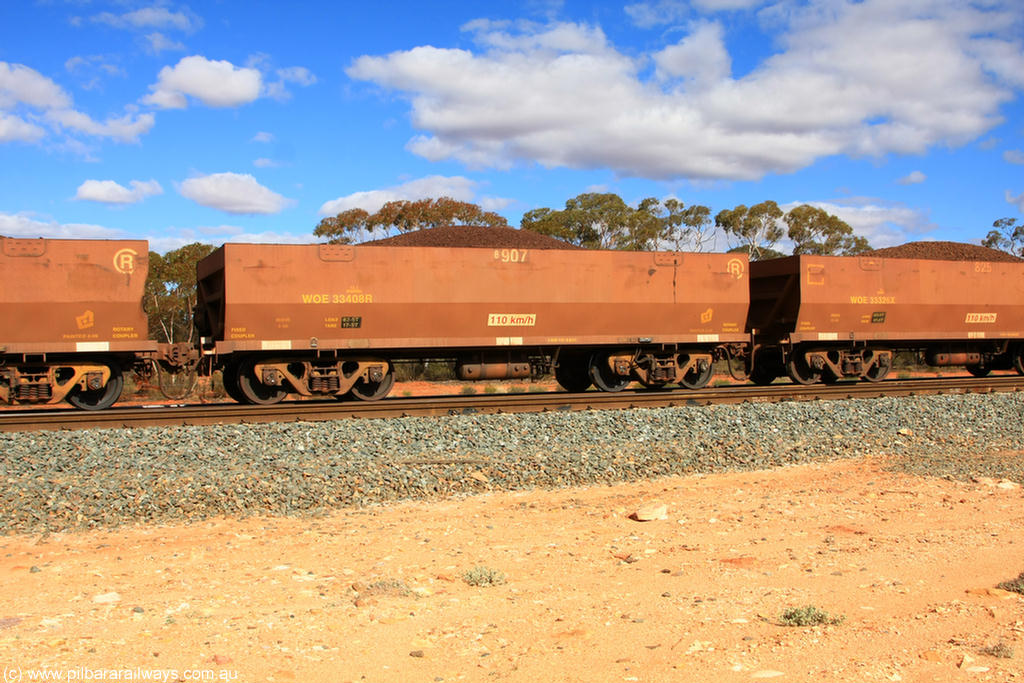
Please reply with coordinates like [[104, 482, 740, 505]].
[[494, 249, 528, 263]]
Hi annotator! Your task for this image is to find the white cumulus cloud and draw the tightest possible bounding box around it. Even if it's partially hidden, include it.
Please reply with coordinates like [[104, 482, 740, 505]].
[[1004, 149, 1024, 165], [625, 0, 766, 28], [347, 2, 1024, 182], [93, 6, 200, 32], [0, 61, 153, 144], [624, 1, 690, 28], [0, 211, 121, 239], [46, 109, 154, 143], [653, 20, 731, 86], [319, 175, 484, 216], [0, 112, 45, 143], [0, 61, 71, 110], [144, 56, 314, 108], [276, 66, 317, 86], [897, 170, 926, 185], [783, 199, 936, 249], [74, 179, 163, 205], [145, 32, 186, 54], [64, 55, 126, 91], [178, 172, 294, 215], [144, 56, 262, 109], [264, 65, 318, 101], [149, 228, 314, 254], [1007, 190, 1024, 213]]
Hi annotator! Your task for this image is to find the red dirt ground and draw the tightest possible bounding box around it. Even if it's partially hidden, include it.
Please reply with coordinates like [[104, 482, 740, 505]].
[[1, 455, 1022, 682]]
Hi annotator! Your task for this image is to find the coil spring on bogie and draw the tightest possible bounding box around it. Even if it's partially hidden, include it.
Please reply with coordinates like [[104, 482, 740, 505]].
[[14, 383, 52, 401], [310, 375, 340, 393]]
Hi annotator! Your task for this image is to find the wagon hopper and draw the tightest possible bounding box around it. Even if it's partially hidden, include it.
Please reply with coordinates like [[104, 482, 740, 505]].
[[0, 237, 156, 409], [747, 254, 1024, 384], [194, 244, 751, 403]]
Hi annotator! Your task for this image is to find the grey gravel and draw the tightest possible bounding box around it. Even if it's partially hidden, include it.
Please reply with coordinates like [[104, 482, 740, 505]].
[[1, 392, 1021, 534]]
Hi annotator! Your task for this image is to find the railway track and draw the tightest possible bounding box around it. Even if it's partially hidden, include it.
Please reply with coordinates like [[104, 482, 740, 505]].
[[2, 375, 1022, 433]]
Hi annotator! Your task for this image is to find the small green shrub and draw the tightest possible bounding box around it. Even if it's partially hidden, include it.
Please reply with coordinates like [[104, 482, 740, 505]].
[[126, 371, 162, 400], [980, 642, 1014, 659], [507, 384, 527, 393], [460, 385, 477, 395], [997, 571, 1024, 595], [463, 566, 506, 587], [394, 362, 424, 382], [483, 384, 499, 394], [361, 578, 411, 597], [779, 605, 844, 627], [423, 362, 456, 381], [207, 371, 226, 398]]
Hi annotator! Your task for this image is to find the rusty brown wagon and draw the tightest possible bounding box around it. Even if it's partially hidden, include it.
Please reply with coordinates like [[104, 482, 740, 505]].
[[747, 254, 1024, 384], [0, 237, 156, 409], [193, 243, 751, 403]]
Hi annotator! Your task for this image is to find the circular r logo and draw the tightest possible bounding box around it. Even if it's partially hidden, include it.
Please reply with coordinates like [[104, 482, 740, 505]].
[[114, 248, 138, 274]]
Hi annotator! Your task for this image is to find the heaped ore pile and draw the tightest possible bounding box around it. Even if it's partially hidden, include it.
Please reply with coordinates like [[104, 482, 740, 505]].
[[361, 225, 579, 250], [868, 240, 1022, 262]]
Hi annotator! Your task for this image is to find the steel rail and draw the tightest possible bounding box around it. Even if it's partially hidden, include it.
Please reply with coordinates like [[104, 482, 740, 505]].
[[2, 376, 1022, 433]]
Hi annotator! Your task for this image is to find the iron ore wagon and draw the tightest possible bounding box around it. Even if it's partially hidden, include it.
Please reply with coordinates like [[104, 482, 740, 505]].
[[747, 254, 1024, 384], [0, 237, 156, 409], [193, 243, 751, 403]]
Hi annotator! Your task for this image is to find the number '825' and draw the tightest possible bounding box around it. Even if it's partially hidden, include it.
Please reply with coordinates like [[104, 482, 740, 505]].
[[494, 248, 528, 263]]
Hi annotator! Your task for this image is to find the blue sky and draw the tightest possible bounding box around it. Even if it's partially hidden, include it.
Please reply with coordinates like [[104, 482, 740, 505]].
[[2, 0, 1023, 253]]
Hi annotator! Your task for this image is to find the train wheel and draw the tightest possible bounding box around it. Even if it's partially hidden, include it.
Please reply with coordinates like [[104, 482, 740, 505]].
[[1014, 346, 1024, 375], [349, 364, 395, 401], [861, 360, 891, 383], [588, 353, 629, 392], [966, 364, 991, 378], [786, 353, 821, 385], [68, 364, 124, 411], [221, 362, 247, 403], [679, 360, 713, 389], [555, 353, 592, 392], [237, 358, 288, 405]]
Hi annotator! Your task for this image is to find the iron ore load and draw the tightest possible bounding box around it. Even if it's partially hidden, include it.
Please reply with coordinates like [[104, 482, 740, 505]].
[[1, 230, 1023, 410]]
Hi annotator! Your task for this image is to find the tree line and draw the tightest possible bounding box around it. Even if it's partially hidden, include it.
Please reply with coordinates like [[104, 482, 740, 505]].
[[144, 195, 1021, 344], [313, 193, 870, 260]]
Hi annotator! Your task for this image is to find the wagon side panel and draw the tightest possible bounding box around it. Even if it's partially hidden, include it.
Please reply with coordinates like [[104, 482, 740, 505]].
[[0, 237, 153, 354], [206, 244, 751, 352], [776, 255, 1024, 343]]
